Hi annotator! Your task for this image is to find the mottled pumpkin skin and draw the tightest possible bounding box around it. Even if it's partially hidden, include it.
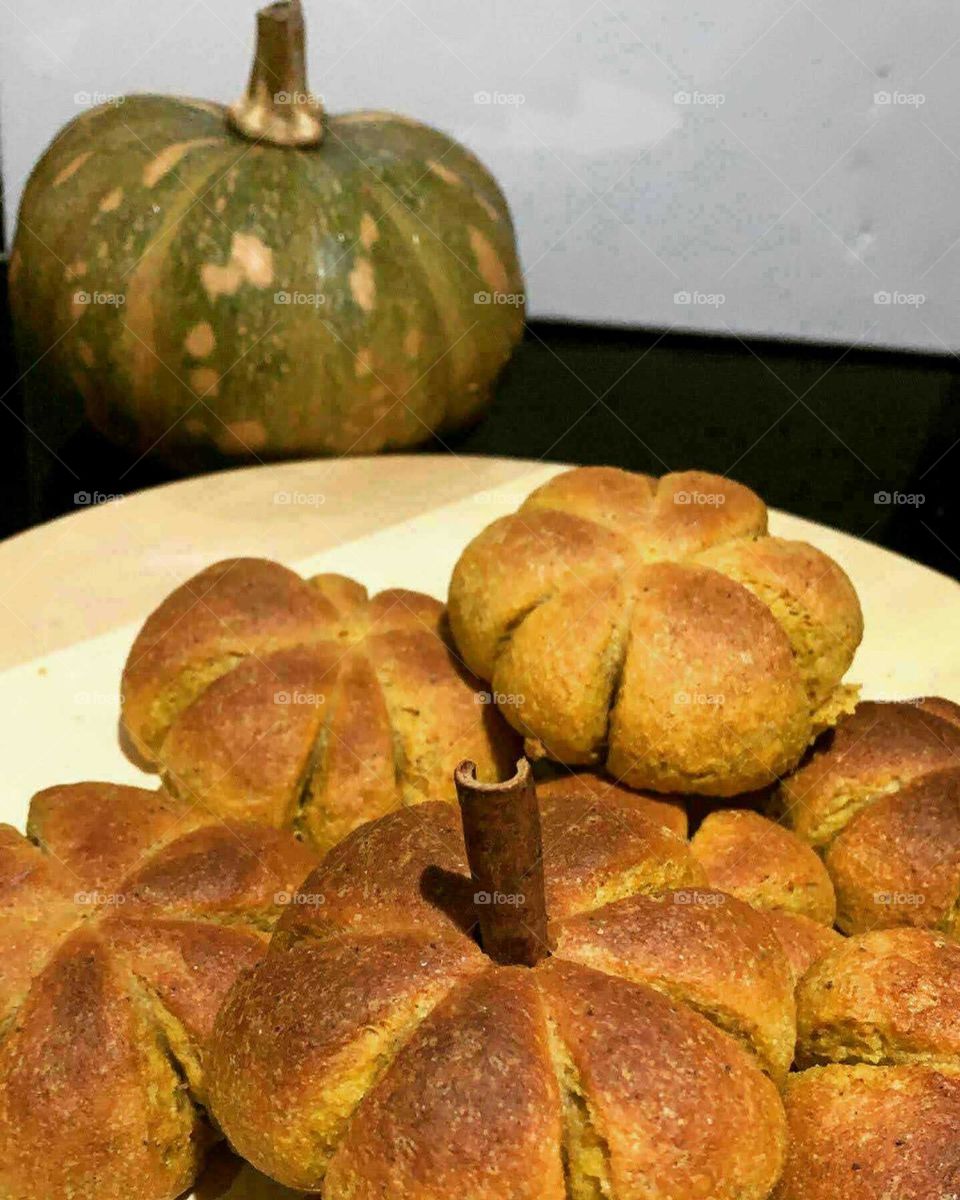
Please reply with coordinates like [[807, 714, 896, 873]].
[[10, 96, 524, 462]]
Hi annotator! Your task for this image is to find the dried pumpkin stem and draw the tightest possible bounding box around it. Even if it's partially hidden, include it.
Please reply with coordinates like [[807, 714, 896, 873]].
[[454, 758, 550, 967], [228, 0, 325, 147]]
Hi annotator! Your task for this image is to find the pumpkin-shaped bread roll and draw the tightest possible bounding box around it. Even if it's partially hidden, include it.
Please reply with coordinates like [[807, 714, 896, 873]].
[[778, 926, 960, 1199], [448, 466, 861, 796], [780, 698, 960, 934], [209, 770, 792, 1198], [122, 558, 519, 854], [0, 783, 315, 1200]]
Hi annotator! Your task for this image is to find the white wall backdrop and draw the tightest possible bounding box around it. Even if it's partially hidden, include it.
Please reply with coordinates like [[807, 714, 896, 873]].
[[2, 0, 960, 351]]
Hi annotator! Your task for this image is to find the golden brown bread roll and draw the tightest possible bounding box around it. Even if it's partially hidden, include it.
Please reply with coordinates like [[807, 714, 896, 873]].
[[795, 927, 960, 1071], [762, 910, 844, 986], [448, 466, 862, 795], [691, 808, 836, 925], [779, 698, 960, 933], [779, 925, 960, 1197], [0, 782, 316, 1200], [776, 1064, 960, 1200], [121, 558, 519, 853], [209, 793, 792, 1196], [533, 767, 689, 837]]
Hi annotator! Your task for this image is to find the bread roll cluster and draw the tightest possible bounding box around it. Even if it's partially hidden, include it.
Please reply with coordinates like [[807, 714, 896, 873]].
[[4, 464, 957, 1200]]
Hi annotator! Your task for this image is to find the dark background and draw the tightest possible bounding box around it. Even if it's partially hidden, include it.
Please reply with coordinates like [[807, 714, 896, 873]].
[[1, 249, 957, 579]]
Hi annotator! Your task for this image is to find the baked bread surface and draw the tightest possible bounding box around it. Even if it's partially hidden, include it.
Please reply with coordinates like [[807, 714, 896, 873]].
[[0, 782, 315, 1200], [780, 697, 960, 934], [122, 558, 519, 853], [779, 924, 960, 1199], [208, 789, 815, 1197], [448, 467, 862, 795]]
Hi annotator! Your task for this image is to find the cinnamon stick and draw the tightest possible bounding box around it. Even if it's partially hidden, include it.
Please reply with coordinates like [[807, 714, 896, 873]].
[[454, 758, 550, 967]]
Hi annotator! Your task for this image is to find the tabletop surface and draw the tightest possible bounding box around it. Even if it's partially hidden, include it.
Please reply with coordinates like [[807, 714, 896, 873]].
[[0, 452, 959, 1199]]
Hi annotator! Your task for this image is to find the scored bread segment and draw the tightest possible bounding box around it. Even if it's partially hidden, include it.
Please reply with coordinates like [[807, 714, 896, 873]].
[[0, 932, 207, 1200], [448, 466, 862, 797], [325, 968, 568, 1200], [776, 1064, 960, 1200], [537, 958, 787, 1200], [795, 928, 960, 1071], [122, 558, 520, 854], [692, 537, 863, 710], [534, 770, 688, 838], [552, 889, 796, 1083], [691, 808, 837, 925], [209, 932, 486, 1190], [826, 771, 960, 935], [491, 574, 634, 765], [608, 562, 811, 794], [0, 782, 316, 1200], [449, 507, 633, 683], [209, 781, 798, 1198]]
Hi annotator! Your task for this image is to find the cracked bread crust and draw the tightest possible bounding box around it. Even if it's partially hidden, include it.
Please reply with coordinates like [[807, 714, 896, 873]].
[[779, 924, 960, 1199], [776, 1064, 960, 1200], [795, 928, 960, 1072], [779, 698, 960, 934], [448, 467, 862, 796], [209, 795, 792, 1197], [121, 558, 520, 855], [0, 782, 316, 1200], [691, 808, 836, 925]]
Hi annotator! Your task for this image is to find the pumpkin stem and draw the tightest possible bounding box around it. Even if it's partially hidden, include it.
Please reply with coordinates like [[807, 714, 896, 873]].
[[454, 758, 550, 967], [228, 0, 324, 147]]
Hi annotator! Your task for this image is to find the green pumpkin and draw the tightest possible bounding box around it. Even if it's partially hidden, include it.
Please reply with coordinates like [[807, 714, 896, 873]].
[[9, 1, 524, 463]]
